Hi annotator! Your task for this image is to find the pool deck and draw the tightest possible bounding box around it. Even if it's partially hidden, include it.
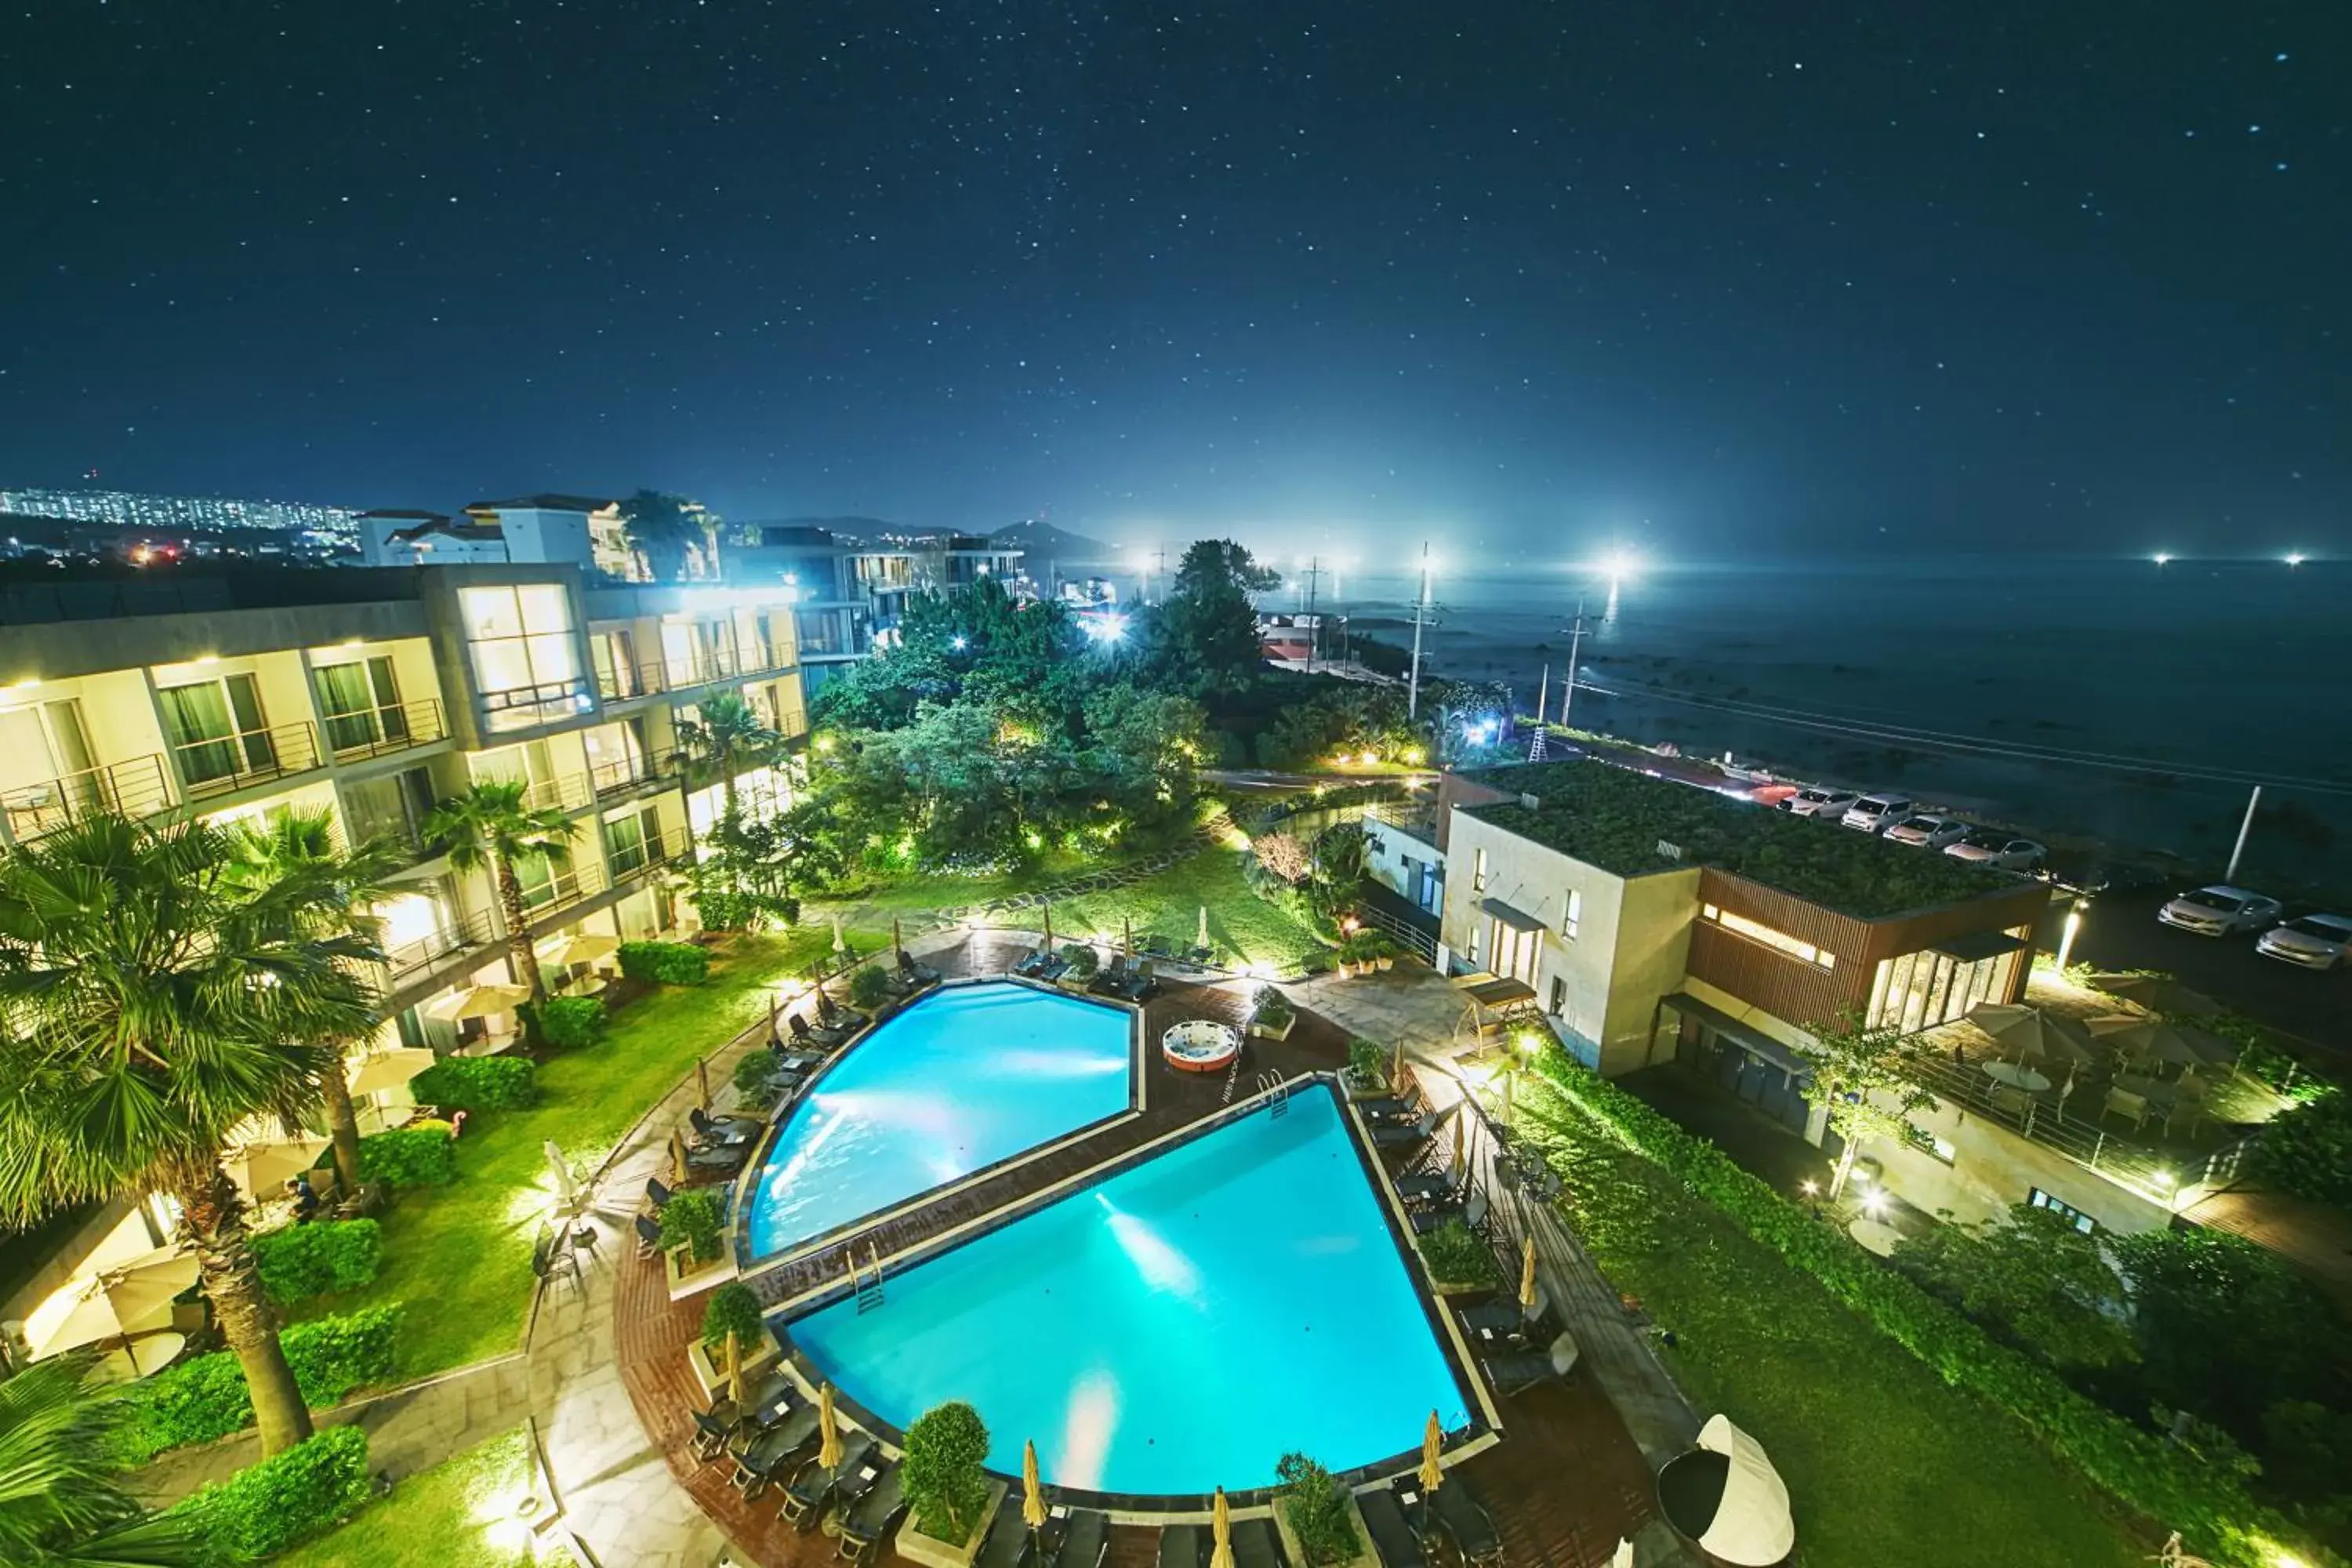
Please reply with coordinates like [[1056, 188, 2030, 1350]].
[[613, 931, 1668, 1568]]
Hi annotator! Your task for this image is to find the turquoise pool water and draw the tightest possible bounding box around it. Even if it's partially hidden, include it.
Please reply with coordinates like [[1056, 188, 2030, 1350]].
[[746, 983, 1134, 1258], [790, 1085, 1472, 1498]]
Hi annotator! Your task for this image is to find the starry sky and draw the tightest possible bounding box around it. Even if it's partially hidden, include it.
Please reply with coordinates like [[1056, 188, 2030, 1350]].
[[2, 2, 2343, 556]]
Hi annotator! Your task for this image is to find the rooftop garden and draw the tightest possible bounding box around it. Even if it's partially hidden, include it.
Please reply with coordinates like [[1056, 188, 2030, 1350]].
[[1464, 758, 2017, 918]]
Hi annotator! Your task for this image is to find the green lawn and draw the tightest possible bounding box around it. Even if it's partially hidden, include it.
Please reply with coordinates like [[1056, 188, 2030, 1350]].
[[1513, 1081, 2151, 1568], [985, 847, 1332, 973], [278, 1427, 535, 1568], [293, 926, 873, 1378]]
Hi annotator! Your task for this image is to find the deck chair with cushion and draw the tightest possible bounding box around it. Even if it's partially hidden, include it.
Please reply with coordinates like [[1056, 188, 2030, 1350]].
[[644, 1177, 674, 1210], [1370, 1109, 1443, 1150], [1356, 1488, 1426, 1568], [790, 1011, 855, 1051], [1044, 1510, 1109, 1568], [815, 992, 868, 1033], [1159, 1523, 1206, 1568], [1353, 1095, 1424, 1126], [729, 1404, 820, 1499], [767, 1039, 823, 1075], [1391, 1171, 1457, 1206], [781, 1432, 876, 1530], [1091, 953, 1133, 996], [1410, 1188, 1488, 1237], [1114, 958, 1157, 1002], [835, 1460, 909, 1565], [977, 1496, 1038, 1568], [691, 1106, 761, 1147], [683, 1138, 750, 1178], [1457, 1283, 1549, 1344], [1480, 1329, 1581, 1398], [1428, 1478, 1503, 1568], [1231, 1517, 1286, 1568]]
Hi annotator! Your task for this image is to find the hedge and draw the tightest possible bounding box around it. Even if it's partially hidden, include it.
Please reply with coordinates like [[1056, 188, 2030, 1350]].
[[1526, 1047, 2306, 1568], [123, 1305, 402, 1461], [618, 939, 710, 985], [171, 1424, 373, 1561], [535, 993, 608, 1048], [253, 1219, 383, 1304], [659, 1186, 727, 1265], [358, 1124, 459, 1188], [408, 1054, 539, 1111]]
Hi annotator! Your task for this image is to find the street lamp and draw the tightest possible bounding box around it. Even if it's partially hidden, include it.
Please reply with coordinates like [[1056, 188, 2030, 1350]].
[[2055, 898, 2088, 971]]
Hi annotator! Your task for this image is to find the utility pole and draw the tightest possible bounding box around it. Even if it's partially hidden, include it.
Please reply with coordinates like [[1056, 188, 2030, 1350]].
[[1299, 556, 1323, 673], [1406, 542, 1433, 720], [1559, 597, 1587, 731], [2225, 785, 2263, 884], [1534, 663, 1549, 727]]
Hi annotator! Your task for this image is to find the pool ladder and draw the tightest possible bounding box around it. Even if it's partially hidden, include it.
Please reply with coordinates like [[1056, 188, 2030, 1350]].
[[848, 1242, 886, 1313], [1258, 1071, 1290, 1119]]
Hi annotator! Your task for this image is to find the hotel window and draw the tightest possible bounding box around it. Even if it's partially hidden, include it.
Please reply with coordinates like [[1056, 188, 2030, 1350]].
[[159, 673, 278, 788], [1867, 942, 2023, 1033], [601, 805, 664, 877], [1548, 976, 1568, 1014], [1561, 888, 1583, 941], [461, 585, 585, 731], [312, 655, 406, 753], [2028, 1189, 2096, 1236], [1472, 847, 1490, 893], [0, 699, 101, 834], [1700, 905, 1835, 970]]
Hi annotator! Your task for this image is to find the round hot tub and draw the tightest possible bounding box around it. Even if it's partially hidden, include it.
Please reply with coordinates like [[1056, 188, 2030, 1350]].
[[1161, 1018, 1241, 1074]]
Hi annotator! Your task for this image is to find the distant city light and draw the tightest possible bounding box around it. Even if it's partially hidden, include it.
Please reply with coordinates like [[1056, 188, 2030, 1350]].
[[2151, 552, 2171, 566], [1592, 548, 1642, 582], [2285, 552, 2306, 567]]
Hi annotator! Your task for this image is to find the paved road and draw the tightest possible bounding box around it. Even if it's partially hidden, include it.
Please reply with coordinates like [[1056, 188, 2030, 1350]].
[[2035, 890, 2350, 1058]]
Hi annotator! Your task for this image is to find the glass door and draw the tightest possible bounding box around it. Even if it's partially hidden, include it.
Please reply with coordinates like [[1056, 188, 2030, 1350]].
[[161, 675, 274, 787]]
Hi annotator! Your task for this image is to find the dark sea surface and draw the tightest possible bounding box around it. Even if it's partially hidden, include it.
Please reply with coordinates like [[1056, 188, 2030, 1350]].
[[1299, 558, 2351, 891]]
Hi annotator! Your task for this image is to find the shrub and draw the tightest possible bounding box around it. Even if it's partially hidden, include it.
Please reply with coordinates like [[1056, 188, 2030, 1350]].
[[848, 962, 895, 1011], [172, 1425, 372, 1561], [659, 1186, 727, 1265], [1527, 1047, 2307, 1568], [1275, 1454, 1359, 1567], [702, 1282, 764, 1350], [1416, 1220, 1497, 1289], [1346, 1036, 1391, 1091], [1059, 942, 1099, 978], [123, 1306, 403, 1461], [358, 1124, 458, 1188], [535, 993, 608, 1048], [619, 939, 710, 985], [1252, 984, 1295, 1031], [254, 1219, 384, 1305], [408, 1054, 538, 1112], [904, 1401, 992, 1544], [734, 1051, 785, 1111], [2244, 1087, 2352, 1207]]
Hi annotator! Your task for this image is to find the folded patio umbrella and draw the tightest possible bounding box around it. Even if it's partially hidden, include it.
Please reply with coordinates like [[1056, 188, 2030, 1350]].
[[24, 1244, 198, 1359], [2085, 1016, 2237, 1071], [347, 1046, 437, 1096], [1518, 1236, 1539, 1312], [1023, 1439, 1047, 1530], [220, 1134, 329, 1196], [1210, 1489, 1234, 1568], [2083, 972, 2223, 1018], [818, 1382, 843, 1470], [426, 983, 533, 1022], [1419, 1409, 1444, 1492], [724, 1329, 744, 1408], [1656, 1414, 1795, 1568], [1965, 1003, 2098, 1067]]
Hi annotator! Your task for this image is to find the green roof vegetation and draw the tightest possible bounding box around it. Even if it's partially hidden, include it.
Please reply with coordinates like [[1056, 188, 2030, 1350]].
[[1461, 759, 2019, 919]]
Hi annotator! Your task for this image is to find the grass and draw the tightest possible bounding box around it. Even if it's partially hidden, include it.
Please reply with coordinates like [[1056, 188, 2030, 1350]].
[[292, 925, 873, 1378], [985, 847, 1332, 973], [277, 1427, 535, 1568], [1514, 1080, 2150, 1568]]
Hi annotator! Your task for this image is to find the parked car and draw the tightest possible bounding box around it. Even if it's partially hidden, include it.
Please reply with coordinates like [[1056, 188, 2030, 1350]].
[[1838, 793, 1915, 834], [2256, 913, 2352, 971], [2156, 885, 2283, 937], [1780, 787, 1860, 820], [1884, 814, 1971, 850], [1943, 829, 2046, 871]]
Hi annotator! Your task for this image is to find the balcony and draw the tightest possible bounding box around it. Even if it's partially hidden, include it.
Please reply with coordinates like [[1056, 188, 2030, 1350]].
[[322, 698, 446, 763], [591, 747, 680, 800], [2, 753, 176, 840], [517, 771, 597, 815], [174, 720, 322, 799], [385, 906, 499, 983], [602, 826, 682, 882], [595, 659, 670, 702], [479, 677, 594, 733]]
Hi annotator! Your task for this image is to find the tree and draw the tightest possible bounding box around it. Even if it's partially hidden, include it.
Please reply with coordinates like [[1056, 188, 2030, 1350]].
[[0, 1353, 202, 1566], [616, 488, 709, 583], [2244, 1087, 2352, 1207], [226, 808, 406, 1200], [1891, 1203, 2137, 1370], [685, 807, 801, 932], [902, 1401, 992, 1543], [675, 691, 779, 815], [1145, 539, 1277, 696], [421, 782, 580, 1001], [1789, 1009, 1937, 1199], [0, 815, 380, 1457]]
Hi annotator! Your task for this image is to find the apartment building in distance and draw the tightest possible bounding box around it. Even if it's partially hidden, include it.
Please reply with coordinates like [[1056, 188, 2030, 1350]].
[[356, 495, 638, 579], [727, 523, 920, 688]]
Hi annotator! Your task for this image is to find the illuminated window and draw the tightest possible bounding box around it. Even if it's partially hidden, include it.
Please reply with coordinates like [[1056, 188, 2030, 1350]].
[[1561, 887, 1583, 941], [2028, 1189, 2096, 1235], [1701, 905, 1835, 970], [1472, 847, 1490, 893], [461, 585, 585, 731]]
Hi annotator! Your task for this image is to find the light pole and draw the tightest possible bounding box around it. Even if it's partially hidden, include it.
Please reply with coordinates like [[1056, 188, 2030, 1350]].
[[1560, 597, 1587, 731], [2225, 785, 2262, 884], [1406, 543, 1433, 720], [2055, 898, 2088, 972]]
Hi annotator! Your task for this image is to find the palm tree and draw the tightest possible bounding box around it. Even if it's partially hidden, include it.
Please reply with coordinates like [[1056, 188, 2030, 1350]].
[[0, 815, 381, 1457], [420, 782, 580, 1002], [227, 808, 406, 1200], [0, 1353, 203, 1566], [675, 692, 779, 815], [617, 488, 710, 583]]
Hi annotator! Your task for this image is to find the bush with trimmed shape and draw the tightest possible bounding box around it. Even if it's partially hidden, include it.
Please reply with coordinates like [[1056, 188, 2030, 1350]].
[[253, 1219, 383, 1304], [904, 1400, 992, 1544], [408, 1053, 539, 1111], [172, 1425, 372, 1561], [357, 1124, 458, 1188], [618, 939, 710, 985], [702, 1282, 764, 1350], [122, 1305, 403, 1461], [535, 993, 608, 1048], [659, 1186, 727, 1265]]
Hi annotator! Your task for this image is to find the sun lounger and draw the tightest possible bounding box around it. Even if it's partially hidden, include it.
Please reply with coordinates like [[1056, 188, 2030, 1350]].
[[1035, 953, 1070, 982], [1355, 1096, 1421, 1124], [1356, 1489, 1426, 1568], [1480, 1329, 1581, 1397], [1231, 1518, 1285, 1568], [1370, 1110, 1442, 1149], [782, 1433, 877, 1530], [1457, 1284, 1548, 1342], [790, 1011, 855, 1050], [1391, 1171, 1456, 1205], [1428, 1478, 1502, 1567], [1159, 1523, 1206, 1568], [1044, 1509, 1109, 1568], [1091, 954, 1132, 996], [816, 995, 869, 1032], [1115, 959, 1157, 1002], [766, 1039, 822, 1074], [644, 1177, 674, 1210], [898, 949, 943, 985], [684, 1140, 749, 1177], [691, 1107, 761, 1146], [730, 1406, 819, 1497], [1014, 947, 1052, 978], [633, 1214, 666, 1258], [689, 1406, 733, 1461], [977, 1495, 1038, 1568], [835, 1461, 908, 1564], [1411, 1189, 1488, 1237]]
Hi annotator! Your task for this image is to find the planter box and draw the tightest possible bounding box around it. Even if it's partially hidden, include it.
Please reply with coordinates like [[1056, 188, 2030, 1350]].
[[1375, 957, 1396, 972], [1249, 1014, 1298, 1042], [664, 1245, 740, 1302], [1272, 1493, 1377, 1568], [686, 1331, 780, 1400], [897, 1479, 1009, 1568]]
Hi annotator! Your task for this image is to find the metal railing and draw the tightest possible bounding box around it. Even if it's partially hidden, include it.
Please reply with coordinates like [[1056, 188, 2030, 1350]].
[[602, 826, 678, 880], [590, 746, 680, 799], [479, 677, 594, 731], [383, 906, 500, 981], [1900, 1051, 2184, 1203], [175, 720, 321, 797], [595, 659, 670, 702], [1, 753, 176, 839], [321, 697, 445, 760], [516, 771, 597, 815], [1363, 800, 1441, 844]]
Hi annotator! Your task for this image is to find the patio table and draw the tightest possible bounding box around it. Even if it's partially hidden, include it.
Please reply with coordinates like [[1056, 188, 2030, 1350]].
[[1982, 1061, 2051, 1093]]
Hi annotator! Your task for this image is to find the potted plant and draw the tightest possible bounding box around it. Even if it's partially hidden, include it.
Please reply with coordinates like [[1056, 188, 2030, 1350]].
[[1060, 942, 1099, 985], [688, 1282, 776, 1395], [848, 961, 895, 1015], [1367, 935, 1397, 972], [897, 1401, 1007, 1568], [1272, 1454, 1374, 1568], [1415, 1218, 1501, 1296], [1249, 984, 1298, 1041], [658, 1186, 739, 1298], [1345, 1037, 1391, 1097]]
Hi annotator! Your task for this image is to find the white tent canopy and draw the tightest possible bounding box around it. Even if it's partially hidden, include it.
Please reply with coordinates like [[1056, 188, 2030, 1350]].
[[1694, 1414, 1795, 1566]]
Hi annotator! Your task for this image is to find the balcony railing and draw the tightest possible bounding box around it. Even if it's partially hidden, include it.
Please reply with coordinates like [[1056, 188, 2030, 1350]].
[[384, 906, 499, 982], [603, 826, 678, 880], [479, 677, 594, 732], [590, 747, 680, 800], [2, 753, 176, 840], [593, 637, 790, 702], [516, 771, 597, 815], [322, 698, 446, 761], [1900, 1050, 2187, 1203], [595, 659, 670, 702], [175, 720, 321, 798]]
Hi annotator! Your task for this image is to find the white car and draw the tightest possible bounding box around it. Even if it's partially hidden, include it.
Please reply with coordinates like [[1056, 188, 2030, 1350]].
[[1943, 829, 2045, 871], [1884, 814, 1971, 850], [1780, 787, 1860, 819], [2157, 884, 2283, 937], [2256, 914, 2352, 971], [1839, 793, 1915, 834]]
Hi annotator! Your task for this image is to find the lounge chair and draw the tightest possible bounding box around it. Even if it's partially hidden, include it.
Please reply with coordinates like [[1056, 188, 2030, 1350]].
[[1356, 1488, 1425, 1568], [977, 1496, 1037, 1568], [1391, 1172, 1456, 1206], [691, 1107, 761, 1147], [1034, 953, 1070, 982], [729, 1405, 819, 1497], [767, 1040, 823, 1074], [1481, 1329, 1581, 1397], [897, 949, 943, 986], [1159, 1523, 1206, 1568], [835, 1460, 908, 1564], [1044, 1509, 1109, 1568], [1142, 934, 1175, 960], [1091, 953, 1133, 996], [1457, 1283, 1549, 1343], [789, 1011, 855, 1050], [815, 993, 869, 1032], [689, 1406, 734, 1462], [644, 1177, 674, 1210], [782, 1433, 876, 1531], [1370, 1110, 1442, 1149], [1114, 958, 1157, 1002], [633, 1214, 666, 1258], [1410, 1188, 1489, 1237], [1354, 1096, 1422, 1125], [1231, 1518, 1285, 1568], [684, 1139, 749, 1178], [1013, 946, 1053, 978], [1392, 1478, 1501, 1568]]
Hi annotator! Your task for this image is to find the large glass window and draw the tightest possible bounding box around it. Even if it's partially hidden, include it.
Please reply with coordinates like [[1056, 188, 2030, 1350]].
[[1867, 943, 2022, 1033], [313, 655, 406, 753], [1561, 888, 1583, 941], [1700, 903, 1835, 970], [461, 585, 585, 731], [160, 673, 278, 789], [342, 768, 435, 855]]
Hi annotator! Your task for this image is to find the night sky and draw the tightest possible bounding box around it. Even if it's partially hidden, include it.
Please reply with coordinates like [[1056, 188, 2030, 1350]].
[[2, 2, 2343, 555]]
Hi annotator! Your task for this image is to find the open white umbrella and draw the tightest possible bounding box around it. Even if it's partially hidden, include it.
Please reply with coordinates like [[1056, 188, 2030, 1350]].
[[220, 1134, 329, 1196], [544, 1139, 577, 1208], [347, 1047, 438, 1096], [1656, 1414, 1795, 1568], [426, 983, 532, 1022], [538, 931, 619, 967], [24, 1244, 198, 1360]]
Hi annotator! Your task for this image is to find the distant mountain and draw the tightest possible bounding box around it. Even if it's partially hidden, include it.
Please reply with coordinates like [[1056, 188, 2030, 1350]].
[[990, 518, 1115, 564]]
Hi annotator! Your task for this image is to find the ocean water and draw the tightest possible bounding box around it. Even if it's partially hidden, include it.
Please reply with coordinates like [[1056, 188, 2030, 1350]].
[[788, 1087, 1471, 1497], [1317, 558, 2350, 886]]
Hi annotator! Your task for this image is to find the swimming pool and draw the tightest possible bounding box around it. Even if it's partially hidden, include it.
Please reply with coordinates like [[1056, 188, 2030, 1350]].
[[745, 982, 1134, 1259], [789, 1084, 1474, 1500]]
